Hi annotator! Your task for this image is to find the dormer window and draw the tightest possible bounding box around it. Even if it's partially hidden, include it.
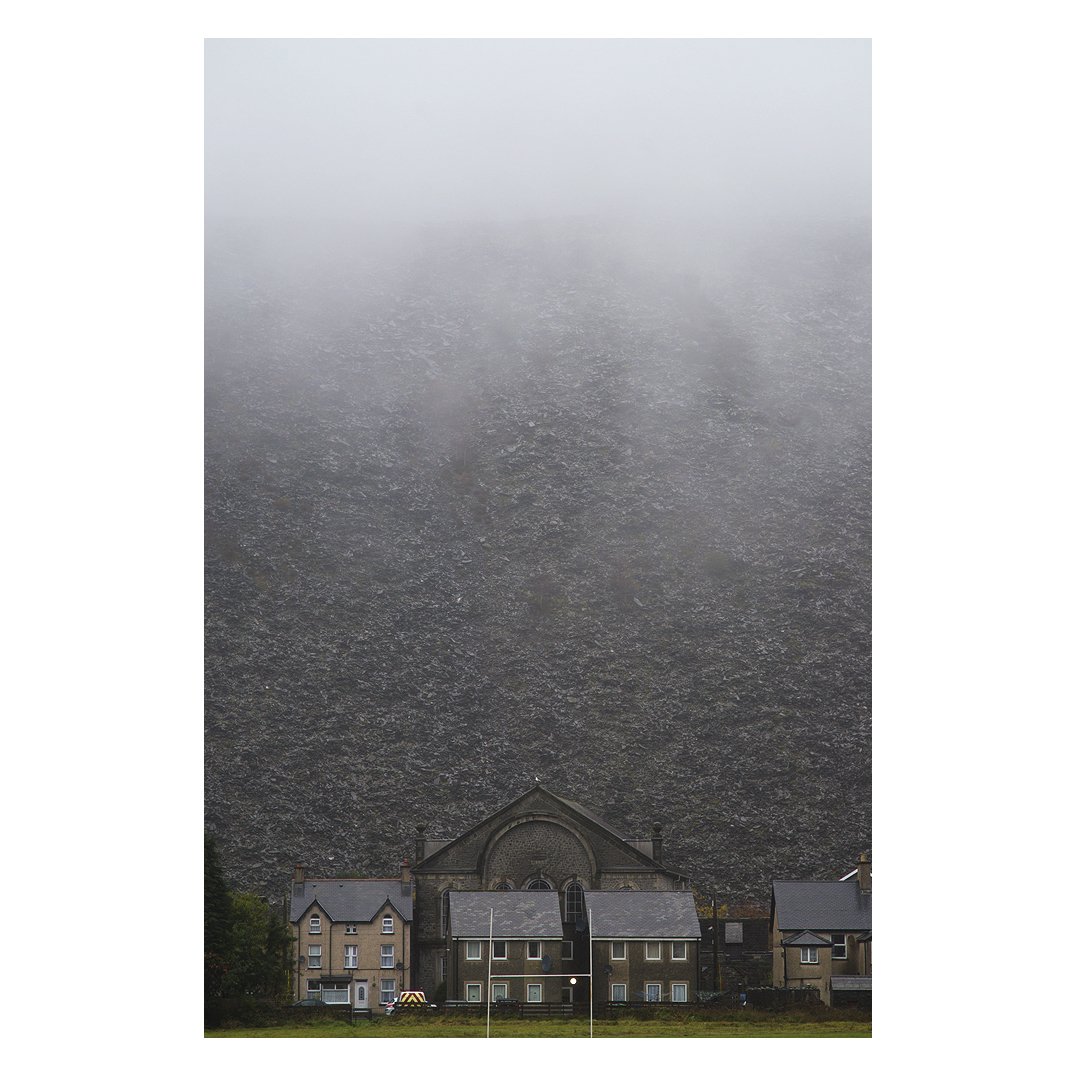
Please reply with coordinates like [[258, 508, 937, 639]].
[[309, 915, 322, 934], [382, 915, 394, 934]]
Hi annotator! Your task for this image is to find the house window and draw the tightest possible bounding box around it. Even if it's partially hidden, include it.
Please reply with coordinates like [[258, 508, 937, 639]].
[[611, 941, 626, 960], [493, 941, 508, 960], [308, 945, 322, 969], [527, 878, 553, 890], [832, 933, 847, 960], [344, 945, 358, 969], [381, 944, 395, 968], [382, 916, 394, 934], [672, 941, 687, 961], [438, 957, 446, 983], [527, 941, 542, 960], [492, 983, 509, 1001], [309, 915, 321, 934], [725, 922, 743, 944], [800, 946, 819, 964], [466, 941, 482, 961], [344, 924, 357, 935], [322, 981, 349, 1005], [611, 983, 627, 1002], [672, 983, 688, 1003], [527, 983, 542, 1003], [645, 941, 662, 960], [564, 881, 585, 918], [562, 940, 574, 960], [645, 983, 662, 1002], [466, 983, 482, 1003], [380, 979, 395, 1005], [306, 979, 322, 1000]]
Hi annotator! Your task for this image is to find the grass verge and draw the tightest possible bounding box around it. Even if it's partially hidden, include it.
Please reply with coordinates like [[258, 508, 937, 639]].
[[206, 1014, 870, 1038]]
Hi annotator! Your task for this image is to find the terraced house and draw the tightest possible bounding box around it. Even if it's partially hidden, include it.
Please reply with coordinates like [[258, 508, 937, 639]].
[[288, 865, 414, 1012], [447, 890, 574, 1004], [587, 890, 701, 1003]]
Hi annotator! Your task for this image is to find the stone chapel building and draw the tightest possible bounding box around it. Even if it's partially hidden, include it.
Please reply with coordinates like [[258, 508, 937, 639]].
[[410, 783, 693, 995]]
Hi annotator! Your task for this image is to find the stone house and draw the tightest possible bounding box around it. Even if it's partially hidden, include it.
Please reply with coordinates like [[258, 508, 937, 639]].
[[410, 783, 691, 995], [586, 890, 701, 1003], [770, 852, 872, 1005], [446, 890, 573, 1004], [288, 864, 414, 1012]]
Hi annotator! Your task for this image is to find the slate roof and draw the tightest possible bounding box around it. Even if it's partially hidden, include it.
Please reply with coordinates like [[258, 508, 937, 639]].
[[290, 879, 413, 924], [832, 976, 872, 992], [585, 890, 701, 939], [772, 879, 872, 931], [449, 891, 564, 939]]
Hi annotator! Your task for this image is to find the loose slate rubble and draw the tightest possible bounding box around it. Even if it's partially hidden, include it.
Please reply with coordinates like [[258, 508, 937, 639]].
[[205, 219, 871, 904]]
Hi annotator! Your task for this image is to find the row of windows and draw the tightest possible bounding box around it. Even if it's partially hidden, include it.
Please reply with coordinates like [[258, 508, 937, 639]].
[[463, 983, 691, 1003], [307, 944, 396, 969], [306, 979, 396, 1005], [465, 940, 574, 961], [308, 915, 395, 935], [462, 940, 689, 961], [612, 941, 688, 961]]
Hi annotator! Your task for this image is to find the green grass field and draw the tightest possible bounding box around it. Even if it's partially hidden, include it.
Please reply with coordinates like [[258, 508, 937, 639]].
[[206, 1014, 870, 1038]]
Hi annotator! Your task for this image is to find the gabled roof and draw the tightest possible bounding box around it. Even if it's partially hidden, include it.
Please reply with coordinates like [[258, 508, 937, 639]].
[[448, 891, 563, 939], [415, 784, 688, 879], [290, 879, 413, 924], [585, 890, 701, 939], [772, 879, 872, 931], [780, 930, 832, 948]]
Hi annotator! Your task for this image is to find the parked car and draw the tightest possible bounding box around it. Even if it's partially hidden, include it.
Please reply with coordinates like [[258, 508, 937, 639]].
[[384, 990, 437, 1016], [291, 998, 328, 1007]]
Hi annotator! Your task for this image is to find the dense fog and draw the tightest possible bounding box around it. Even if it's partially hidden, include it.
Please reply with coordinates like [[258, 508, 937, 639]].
[[206, 38, 869, 227]]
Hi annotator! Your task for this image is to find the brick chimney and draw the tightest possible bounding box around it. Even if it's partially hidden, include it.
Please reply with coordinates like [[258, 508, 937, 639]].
[[292, 863, 306, 900], [414, 824, 426, 864], [401, 857, 412, 897], [857, 851, 871, 893], [652, 823, 664, 864]]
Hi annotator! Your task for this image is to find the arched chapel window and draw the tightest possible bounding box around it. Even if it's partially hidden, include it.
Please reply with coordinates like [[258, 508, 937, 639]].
[[527, 878, 553, 890], [494, 882, 513, 891], [564, 881, 585, 918], [441, 889, 452, 935]]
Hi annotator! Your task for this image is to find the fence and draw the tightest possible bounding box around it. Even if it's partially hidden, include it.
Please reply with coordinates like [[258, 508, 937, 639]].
[[435, 993, 820, 1018]]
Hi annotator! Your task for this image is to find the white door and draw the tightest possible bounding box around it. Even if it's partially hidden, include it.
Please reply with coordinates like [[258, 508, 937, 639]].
[[354, 981, 369, 1010]]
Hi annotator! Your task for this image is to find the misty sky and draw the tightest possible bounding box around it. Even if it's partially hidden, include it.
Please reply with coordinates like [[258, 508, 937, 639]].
[[205, 38, 870, 226]]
